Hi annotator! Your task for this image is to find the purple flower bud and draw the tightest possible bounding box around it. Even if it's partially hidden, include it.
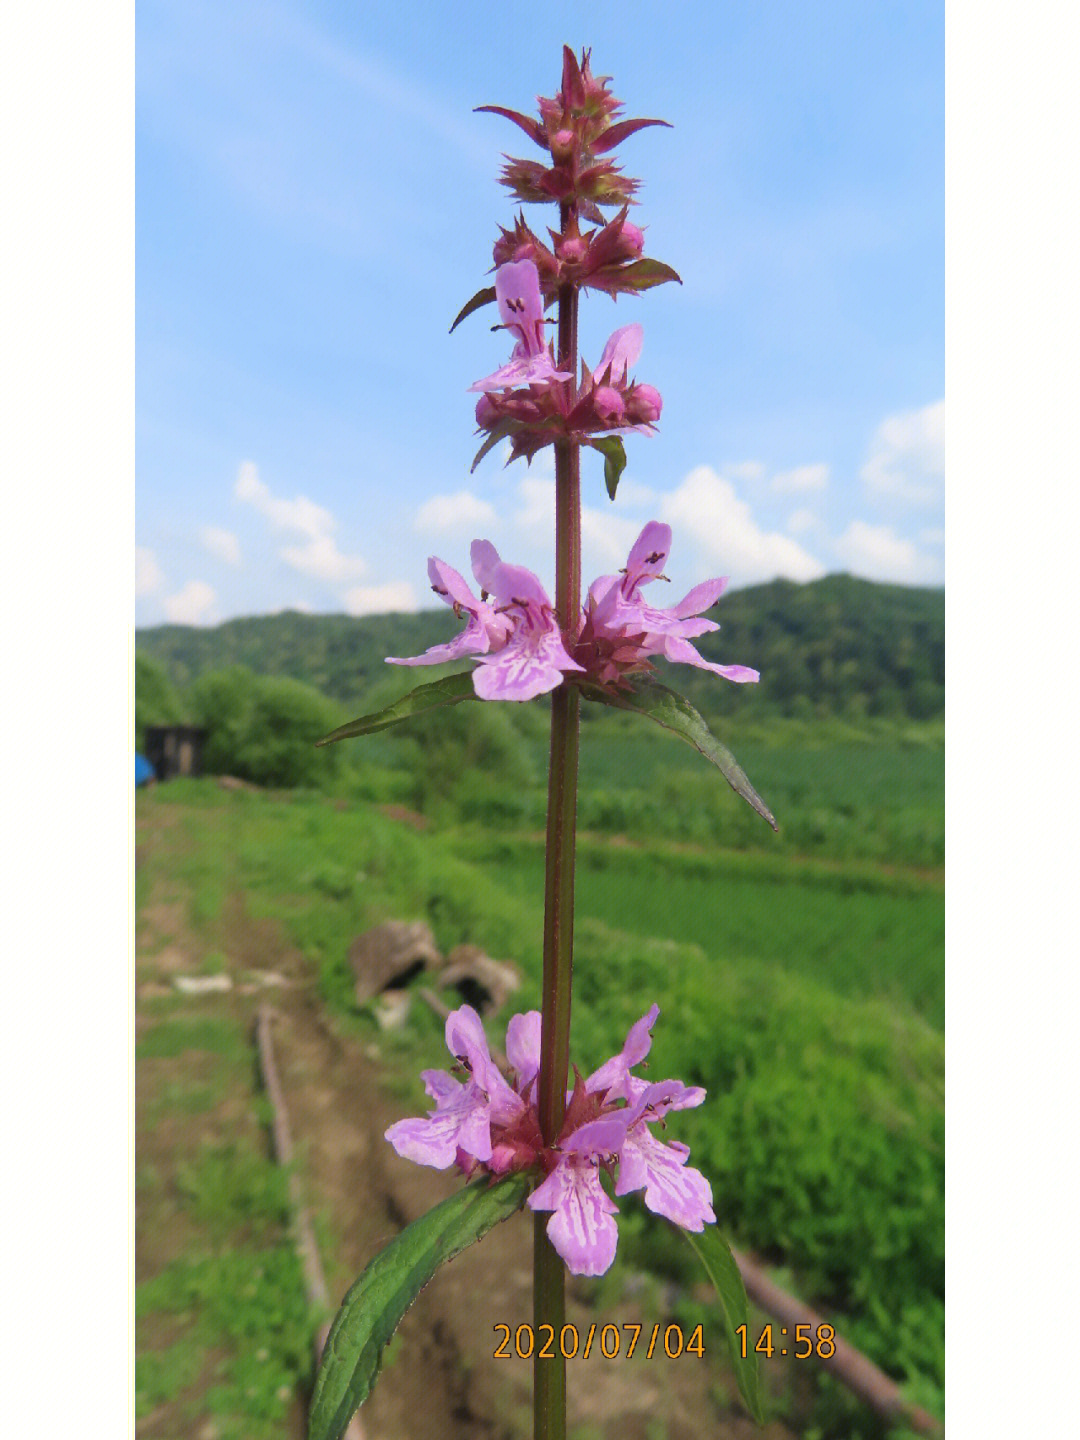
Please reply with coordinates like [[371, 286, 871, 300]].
[[475, 393, 499, 428], [629, 384, 663, 424], [620, 220, 645, 254], [593, 385, 626, 423], [550, 127, 575, 161], [558, 234, 588, 264]]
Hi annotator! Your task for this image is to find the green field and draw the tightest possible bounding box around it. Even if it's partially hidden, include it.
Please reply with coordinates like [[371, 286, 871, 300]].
[[137, 705, 943, 1438]]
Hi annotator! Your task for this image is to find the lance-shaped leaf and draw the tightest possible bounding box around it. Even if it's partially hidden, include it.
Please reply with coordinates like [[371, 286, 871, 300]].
[[677, 1223, 765, 1424], [471, 418, 526, 473], [310, 1174, 534, 1440], [474, 104, 546, 148], [578, 676, 777, 829], [315, 671, 478, 746], [591, 117, 673, 154], [450, 285, 497, 334], [612, 258, 683, 291], [589, 435, 627, 501]]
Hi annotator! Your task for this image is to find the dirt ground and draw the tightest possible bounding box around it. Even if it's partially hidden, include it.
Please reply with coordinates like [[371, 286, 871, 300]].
[[136, 795, 794, 1440]]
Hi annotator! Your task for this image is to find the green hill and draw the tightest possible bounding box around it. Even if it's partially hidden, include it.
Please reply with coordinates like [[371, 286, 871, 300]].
[[137, 574, 943, 723]]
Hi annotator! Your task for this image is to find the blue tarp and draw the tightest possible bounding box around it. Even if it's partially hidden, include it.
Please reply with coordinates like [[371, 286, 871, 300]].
[[135, 753, 155, 787]]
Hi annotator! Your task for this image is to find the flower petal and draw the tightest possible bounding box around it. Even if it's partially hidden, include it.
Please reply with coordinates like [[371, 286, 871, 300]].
[[615, 1125, 716, 1230], [505, 1011, 542, 1092], [420, 1069, 461, 1103], [667, 577, 729, 618], [596, 323, 644, 383], [385, 1080, 493, 1169], [444, 1004, 522, 1126], [428, 556, 480, 611], [561, 1114, 631, 1156], [586, 1003, 659, 1098], [470, 539, 502, 593], [528, 1157, 620, 1276], [623, 1077, 707, 1126], [624, 521, 672, 586], [385, 627, 491, 667], [472, 641, 575, 701], [495, 258, 545, 335], [660, 635, 760, 683]]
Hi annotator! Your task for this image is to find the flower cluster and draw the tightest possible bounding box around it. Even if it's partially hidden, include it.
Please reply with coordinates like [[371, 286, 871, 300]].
[[491, 204, 672, 304], [386, 539, 583, 702], [386, 1003, 715, 1276], [473, 306, 663, 466], [576, 520, 761, 689], [477, 46, 667, 221], [387, 522, 758, 701]]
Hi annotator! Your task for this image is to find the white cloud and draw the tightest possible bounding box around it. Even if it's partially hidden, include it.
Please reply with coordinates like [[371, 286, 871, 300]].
[[234, 459, 366, 581], [726, 461, 766, 483], [787, 507, 820, 536], [833, 521, 939, 585], [235, 460, 334, 537], [661, 466, 826, 583], [514, 474, 555, 534], [607, 477, 658, 507], [164, 580, 217, 625], [861, 399, 944, 506], [280, 535, 367, 582], [921, 527, 946, 546], [341, 581, 419, 616], [200, 525, 241, 566], [772, 462, 829, 494], [511, 474, 643, 576], [135, 546, 164, 596], [414, 490, 497, 533]]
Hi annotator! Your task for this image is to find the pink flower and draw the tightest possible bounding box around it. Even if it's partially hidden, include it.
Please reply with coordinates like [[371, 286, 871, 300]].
[[575, 323, 662, 435], [385, 1003, 715, 1277], [471, 317, 663, 468], [471, 560, 584, 701], [386, 542, 512, 669], [387, 543, 583, 702], [469, 261, 572, 394], [577, 521, 760, 687], [385, 1005, 525, 1169]]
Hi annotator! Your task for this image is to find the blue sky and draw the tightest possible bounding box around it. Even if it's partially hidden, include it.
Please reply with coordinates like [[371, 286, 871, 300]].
[[135, 0, 943, 626]]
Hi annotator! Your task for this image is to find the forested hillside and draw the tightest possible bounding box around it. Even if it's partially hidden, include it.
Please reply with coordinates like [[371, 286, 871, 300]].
[[137, 573, 943, 722]]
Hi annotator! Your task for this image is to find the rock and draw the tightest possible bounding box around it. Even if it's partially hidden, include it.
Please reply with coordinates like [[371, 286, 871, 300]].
[[373, 990, 412, 1030], [173, 974, 233, 994], [348, 920, 442, 1006], [217, 774, 258, 792], [249, 969, 289, 988], [439, 945, 521, 1014]]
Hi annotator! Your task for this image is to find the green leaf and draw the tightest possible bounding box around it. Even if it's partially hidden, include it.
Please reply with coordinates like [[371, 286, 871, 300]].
[[471, 418, 524, 473], [589, 435, 627, 500], [310, 1174, 533, 1440], [614, 258, 683, 290], [677, 1225, 765, 1424], [449, 285, 497, 333], [315, 671, 478, 746], [578, 676, 778, 829]]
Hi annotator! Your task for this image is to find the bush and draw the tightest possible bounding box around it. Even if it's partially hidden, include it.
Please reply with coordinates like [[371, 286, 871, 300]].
[[191, 667, 344, 788], [134, 652, 186, 748]]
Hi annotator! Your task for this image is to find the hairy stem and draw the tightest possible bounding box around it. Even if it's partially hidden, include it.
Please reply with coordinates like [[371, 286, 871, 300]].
[[534, 204, 582, 1440]]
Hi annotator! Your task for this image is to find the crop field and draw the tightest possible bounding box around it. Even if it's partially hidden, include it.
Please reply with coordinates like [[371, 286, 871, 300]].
[[136, 720, 943, 1439]]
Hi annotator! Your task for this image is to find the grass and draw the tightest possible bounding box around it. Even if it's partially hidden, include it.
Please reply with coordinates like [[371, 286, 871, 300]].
[[136, 721, 943, 1437], [135, 999, 313, 1438]]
